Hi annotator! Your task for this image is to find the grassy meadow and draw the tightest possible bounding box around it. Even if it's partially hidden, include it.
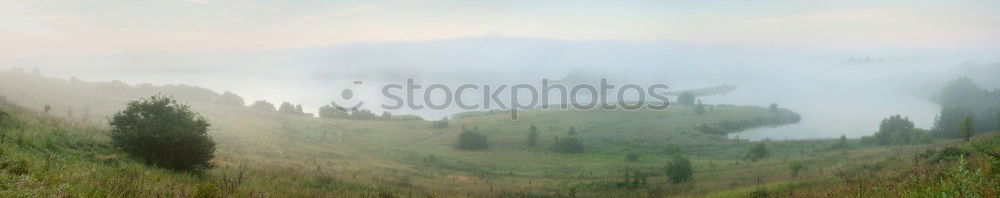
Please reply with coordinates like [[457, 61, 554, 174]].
[[1, 71, 997, 197]]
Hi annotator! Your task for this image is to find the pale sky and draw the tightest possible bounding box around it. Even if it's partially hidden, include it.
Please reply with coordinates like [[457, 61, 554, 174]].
[[2, 0, 999, 61]]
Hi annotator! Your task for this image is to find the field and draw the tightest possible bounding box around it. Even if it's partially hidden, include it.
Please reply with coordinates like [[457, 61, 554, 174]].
[[1, 71, 997, 197]]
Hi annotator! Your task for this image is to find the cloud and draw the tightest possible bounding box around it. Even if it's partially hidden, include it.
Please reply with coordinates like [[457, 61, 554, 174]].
[[187, 0, 208, 5]]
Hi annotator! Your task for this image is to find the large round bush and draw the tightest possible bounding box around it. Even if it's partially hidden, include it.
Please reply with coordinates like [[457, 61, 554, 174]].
[[110, 95, 216, 171]]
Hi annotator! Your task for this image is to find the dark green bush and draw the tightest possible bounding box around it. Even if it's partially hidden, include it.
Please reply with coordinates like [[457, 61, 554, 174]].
[[744, 142, 769, 162], [626, 153, 640, 162], [665, 155, 692, 183], [551, 137, 584, 153], [109, 95, 216, 171], [455, 130, 488, 150]]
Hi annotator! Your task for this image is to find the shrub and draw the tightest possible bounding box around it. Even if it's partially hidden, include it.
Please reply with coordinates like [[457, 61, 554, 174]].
[[551, 137, 584, 153], [455, 130, 488, 150], [677, 92, 696, 106], [788, 161, 805, 178], [109, 95, 216, 171], [626, 153, 640, 162], [431, 118, 449, 129], [526, 124, 540, 147], [744, 142, 769, 162], [665, 155, 692, 183]]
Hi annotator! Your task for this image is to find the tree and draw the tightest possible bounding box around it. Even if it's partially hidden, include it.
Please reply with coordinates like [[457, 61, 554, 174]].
[[250, 100, 276, 111], [213, 91, 245, 106], [431, 117, 449, 129], [832, 134, 849, 149], [43, 104, 51, 114], [455, 129, 489, 150], [350, 109, 378, 120], [769, 103, 779, 112], [694, 100, 706, 115], [677, 92, 696, 106], [279, 102, 297, 113], [788, 161, 805, 179], [109, 95, 215, 171], [295, 105, 304, 114], [873, 114, 915, 145], [318, 105, 349, 119], [959, 116, 975, 142], [744, 142, 769, 162], [527, 124, 540, 147], [665, 155, 693, 183], [380, 111, 392, 120], [551, 137, 584, 153], [567, 127, 577, 136]]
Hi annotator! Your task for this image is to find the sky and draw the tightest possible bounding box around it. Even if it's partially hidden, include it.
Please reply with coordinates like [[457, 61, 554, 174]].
[[2, 0, 999, 61]]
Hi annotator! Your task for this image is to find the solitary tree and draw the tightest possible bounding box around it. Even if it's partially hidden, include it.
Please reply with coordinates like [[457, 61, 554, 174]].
[[959, 116, 975, 142], [109, 95, 216, 171], [380, 111, 392, 120], [44, 104, 51, 114], [694, 100, 706, 115], [788, 161, 805, 179], [744, 142, 769, 162], [527, 124, 540, 147], [769, 103, 779, 112], [677, 92, 696, 106], [833, 134, 849, 149], [665, 155, 693, 183]]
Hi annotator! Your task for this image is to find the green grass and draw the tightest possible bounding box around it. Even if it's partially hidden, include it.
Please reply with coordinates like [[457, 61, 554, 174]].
[[2, 72, 995, 197]]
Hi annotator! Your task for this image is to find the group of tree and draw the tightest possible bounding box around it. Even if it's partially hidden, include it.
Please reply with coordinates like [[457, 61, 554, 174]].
[[213, 91, 245, 106], [250, 100, 277, 111], [318, 104, 350, 119], [316, 103, 392, 120], [455, 125, 489, 150], [830, 134, 850, 150], [932, 77, 1000, 138], [278, 102, 304, 114], [865, 114, 932, 145]]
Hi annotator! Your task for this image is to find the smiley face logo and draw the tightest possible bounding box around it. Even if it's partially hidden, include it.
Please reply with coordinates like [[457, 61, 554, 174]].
[[332, 81, 365, 112]]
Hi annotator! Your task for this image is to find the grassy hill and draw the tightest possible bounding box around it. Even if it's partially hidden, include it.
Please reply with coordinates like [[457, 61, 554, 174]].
[[2, 70, 996, 197]]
